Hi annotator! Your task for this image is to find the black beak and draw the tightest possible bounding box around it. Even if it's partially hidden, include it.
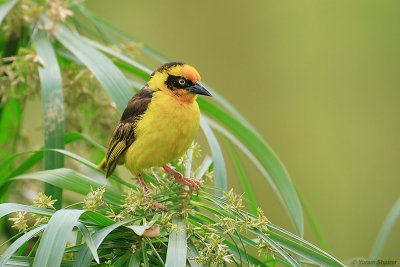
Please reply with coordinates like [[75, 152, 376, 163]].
[[187, 83, 212, 96]]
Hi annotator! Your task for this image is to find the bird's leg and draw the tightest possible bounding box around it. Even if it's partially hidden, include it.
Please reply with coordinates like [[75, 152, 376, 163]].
[[137, 174, 167, 211], [162, 165, 202, 190]]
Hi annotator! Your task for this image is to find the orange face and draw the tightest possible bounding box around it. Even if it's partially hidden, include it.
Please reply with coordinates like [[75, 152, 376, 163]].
[[179, 65, 201, 83], [147, 62, 210, 103], [164, 64, 202, 103]]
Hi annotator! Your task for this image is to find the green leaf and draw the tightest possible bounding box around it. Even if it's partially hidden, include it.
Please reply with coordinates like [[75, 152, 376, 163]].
[[268, 223, 339, 263], [64, 132, 106, 153], [73, 219, 136, 266], [0, 132, 105, 184], [194, 194, 343, 266], [200, 116, 227, 197], [80, 211, 115, 227], [0, 151, 44, 182], [165, 216, 187, 267], [203, 115, 303, 236], [195, 156, 212, 180], [0, 256, 74, 267], [0, 225, 46, 267], [75, 223, 99, 263], [32, 210, 84, 267], [128, 250, 141, 267], [54, 24, 132, 113], [187, 240, 203, 267], [0, 99, 23, 179], [225, 239, 267, 267], [0, 0, 17, 25], [0, 203, 53, 218], [142, 242, 149, 267], [33, 29, 65, 209], [370, 197, 400, 260], [5, 168, 122, 204], [112, 252, 131, 267], [82, 36, 151, 80], [267, 231, 343, 267], [257, 234, 300, 267], [0, 256, 31, 267], [47, 149, 136, 189], [223, 138, 258, 214], [299, 193, 328, 250]]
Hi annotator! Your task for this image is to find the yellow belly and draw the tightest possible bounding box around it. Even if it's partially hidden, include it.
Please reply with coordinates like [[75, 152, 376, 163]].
[[125, 92, 200, 174]]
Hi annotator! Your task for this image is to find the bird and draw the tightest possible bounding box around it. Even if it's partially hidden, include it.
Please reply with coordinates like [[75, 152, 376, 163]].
[[99, 62, 211, 210]]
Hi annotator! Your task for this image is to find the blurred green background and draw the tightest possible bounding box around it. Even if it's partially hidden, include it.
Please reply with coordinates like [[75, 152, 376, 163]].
[[83, 0, 399, 263]]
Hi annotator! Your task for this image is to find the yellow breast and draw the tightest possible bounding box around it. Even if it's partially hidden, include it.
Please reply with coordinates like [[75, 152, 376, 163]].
[[125, 91, 200, 174]]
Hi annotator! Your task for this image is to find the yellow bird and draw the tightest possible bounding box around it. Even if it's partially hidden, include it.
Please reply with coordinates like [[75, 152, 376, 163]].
[[99, 62, 211, 209]]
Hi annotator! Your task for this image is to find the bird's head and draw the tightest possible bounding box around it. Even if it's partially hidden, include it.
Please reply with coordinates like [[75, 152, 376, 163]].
[[147, 62, 211, 102]]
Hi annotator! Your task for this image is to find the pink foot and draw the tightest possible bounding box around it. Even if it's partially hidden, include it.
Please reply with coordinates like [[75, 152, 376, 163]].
[[163, 165, 202, 190], [137, 174, 167, 211]]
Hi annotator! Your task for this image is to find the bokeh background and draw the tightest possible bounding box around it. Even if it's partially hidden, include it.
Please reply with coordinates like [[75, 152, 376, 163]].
[[74, 0, 400, 263]]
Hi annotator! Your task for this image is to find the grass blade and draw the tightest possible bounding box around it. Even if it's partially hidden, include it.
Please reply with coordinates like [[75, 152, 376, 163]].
[[0, 0, 17, 25], [268, 223, 340, 264], [0, 99, 23, 180], [142, 242, 149, 267], [75, 223, 99, 263], [73, 219, 136, 266], [165, 216, 187, 267], [0, 256, 74, 267], [200, 116, 227, 197], [195, 156, 212, 180], [32, 209, 84, 267], [5, 168, 122, 204], [0, 132, 106, 184], [370, 197, 400, 260], [223, 138, 258, 214], [64, 132, 106, 153], [205, 115, 303, 236], [33, 29, 65, 209], [299, 193, 328, 250], [0, 225, 46, 267], [128, 250, 141, 267], [82, 37, 151, 80], [267, 231, 343, 267], [0, 203, 53, 218], [187, 240, 203, 267], [54, 24, 132, 113], [257, 233, 300, 267]]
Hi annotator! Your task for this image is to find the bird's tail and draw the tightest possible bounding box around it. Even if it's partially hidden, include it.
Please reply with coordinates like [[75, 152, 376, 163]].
[[98, 158, 107, 170]]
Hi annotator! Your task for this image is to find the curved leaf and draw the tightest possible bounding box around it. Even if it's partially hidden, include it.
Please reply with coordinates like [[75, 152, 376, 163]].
[[33, 29, 65, 209], [5, 168, 122, 204], [32, 209, 84, 267], [223, 138, 258, 214], [200, 116, 227, 197], [0, 225, 46, 267], [0, 203, 53, 218], [165, 216, 187, 267], [370, 197, 400, 260], [128, 250, 141, 267], [73, 219, 136, 266], [76, 223, 99, 263], [268, 223, 341, 265], [54, 24, 132, 113], [204, 115, 303, 236], [0, 0, 17, 25]]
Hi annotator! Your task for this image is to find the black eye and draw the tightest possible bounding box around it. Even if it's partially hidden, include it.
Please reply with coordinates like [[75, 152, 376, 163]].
[[178, 78, 186, 86]]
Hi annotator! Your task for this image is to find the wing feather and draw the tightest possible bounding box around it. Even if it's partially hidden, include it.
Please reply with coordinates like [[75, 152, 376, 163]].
[[102, 87, 153, 177]]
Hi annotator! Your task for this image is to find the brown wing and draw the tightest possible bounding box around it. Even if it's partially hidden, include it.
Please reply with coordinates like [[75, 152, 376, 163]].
[[101, 87, 153, 177]]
